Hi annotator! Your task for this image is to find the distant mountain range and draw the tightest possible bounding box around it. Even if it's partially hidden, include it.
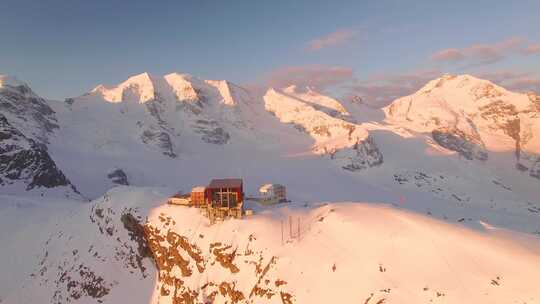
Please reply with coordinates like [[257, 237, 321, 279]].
[[2, 72, 540, 304], [1, 72, 539, 229]]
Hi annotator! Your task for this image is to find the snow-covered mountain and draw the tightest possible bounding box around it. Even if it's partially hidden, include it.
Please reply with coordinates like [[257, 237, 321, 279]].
[[263, 86, 383, 171], [384, 74, 540, 174], [1, 72, 540, 303], [1, 72, 539, 228], [75, 72, 255, 156]]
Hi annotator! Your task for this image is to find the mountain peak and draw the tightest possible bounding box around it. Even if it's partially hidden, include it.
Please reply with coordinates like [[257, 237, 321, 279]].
[[205, 79, 237, 105], [418, 74, 507, 96], [91, 72, 157, 103], [164, 72, 201, 102], [124, 71, 154, 84], [386, 73, 530, 117], [164, 72, 194, 81]]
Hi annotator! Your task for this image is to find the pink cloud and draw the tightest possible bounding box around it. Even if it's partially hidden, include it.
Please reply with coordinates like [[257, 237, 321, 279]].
[[307, 29, 357, 51], [477, 71, 529, 83], [431, 48, 465, 62], [430, 37, 526, 65], [506, 77, 540, 93], [522, 43, 540, 55], [265, 65, 354, 89], [475, 70, 540, 94]]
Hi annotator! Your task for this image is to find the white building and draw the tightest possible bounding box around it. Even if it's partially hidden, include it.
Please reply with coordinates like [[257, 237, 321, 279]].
[[259, 183, 286, 204]]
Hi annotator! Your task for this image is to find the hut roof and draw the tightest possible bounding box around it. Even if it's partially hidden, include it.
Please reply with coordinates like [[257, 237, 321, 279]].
[[191, 186, 206, 192], [208, 178, 243, 189]]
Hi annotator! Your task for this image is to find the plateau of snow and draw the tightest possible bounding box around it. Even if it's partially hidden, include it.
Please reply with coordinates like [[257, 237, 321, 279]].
[[1, 187, 539, 303]]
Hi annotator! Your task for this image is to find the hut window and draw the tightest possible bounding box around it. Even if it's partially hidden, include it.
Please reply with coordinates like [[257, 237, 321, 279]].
[[229, 193, 237, 207], [221, 191, 229, 208]]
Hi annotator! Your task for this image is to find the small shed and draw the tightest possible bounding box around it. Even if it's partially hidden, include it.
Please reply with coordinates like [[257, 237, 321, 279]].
[[191, 186, 206, 206], [205, 178, 244, 221], [259, 183, 287, 204]]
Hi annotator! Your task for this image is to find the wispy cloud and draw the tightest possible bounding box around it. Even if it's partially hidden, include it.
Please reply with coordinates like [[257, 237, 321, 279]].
[[430, 37, 526, 66], [508, 77, 540, 93], [307, 28, 358, 51], [478, 70, 540, 93], [265, 65, 354, 89], [522, 43, 540, 55], [431, 48, 465, 62]]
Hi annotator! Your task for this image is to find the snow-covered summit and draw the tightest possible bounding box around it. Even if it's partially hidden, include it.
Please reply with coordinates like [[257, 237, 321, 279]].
[[91, 72, 157, 103], [385, 74, 539, 149], [381, 74, 540, 183], [86, 72, 254, 108], [412, 74, 531, 111], [163, 72, 201, 102]]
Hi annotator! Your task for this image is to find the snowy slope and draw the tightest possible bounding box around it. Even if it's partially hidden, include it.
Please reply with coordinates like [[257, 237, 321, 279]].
[[1, 187, 539, 304]]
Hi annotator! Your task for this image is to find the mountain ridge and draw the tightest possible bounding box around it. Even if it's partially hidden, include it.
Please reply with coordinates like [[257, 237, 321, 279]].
[[1, 72, 539, 232]]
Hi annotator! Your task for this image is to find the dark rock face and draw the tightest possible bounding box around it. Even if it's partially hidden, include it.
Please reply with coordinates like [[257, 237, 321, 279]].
[[337, 135, 384, 171], [193, 119, 230, 145], [0, 115, 76, 191], [432, 129, 488, 161], [530, 160, 540, 180], [0, 82, 58, 144], [138, 96, 179, 158], [141, 128, 177, 158], [107, 168, 129, 186]]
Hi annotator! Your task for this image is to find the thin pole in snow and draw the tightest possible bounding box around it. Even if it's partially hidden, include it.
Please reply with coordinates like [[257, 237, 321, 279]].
[[297, 217, 300, 241], [281, 219, 284, 245], [289, 215, 292, 239]]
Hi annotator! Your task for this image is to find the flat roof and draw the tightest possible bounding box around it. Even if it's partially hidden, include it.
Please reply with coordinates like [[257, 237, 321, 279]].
[[208, 178, 243, 189], [192, 186, 206, 192]]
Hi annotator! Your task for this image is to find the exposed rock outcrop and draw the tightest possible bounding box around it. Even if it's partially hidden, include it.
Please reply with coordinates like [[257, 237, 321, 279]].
[[0, 77, 58, 144], [140, 127, 176, 158], [107, 168, 129, 186], [432, 128, 488, 161], [0, 114, 77, 192], [143, 213, 294, 304], [193, 119, 230, 145], [530, 159, 540, 180], [336, 135, 384, 171]]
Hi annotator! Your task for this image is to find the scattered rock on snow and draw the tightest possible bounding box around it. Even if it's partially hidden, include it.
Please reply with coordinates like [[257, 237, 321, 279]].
[[107, 168, 129, 186]]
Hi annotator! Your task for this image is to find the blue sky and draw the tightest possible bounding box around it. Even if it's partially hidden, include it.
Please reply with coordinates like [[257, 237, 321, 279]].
[[1, 0, 539, 101]]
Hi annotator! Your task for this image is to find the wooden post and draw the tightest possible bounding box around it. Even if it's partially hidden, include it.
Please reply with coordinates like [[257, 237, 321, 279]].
[[297, 217, 300, 240], [289, 215, 292, 239], [281, 219, 284, 245]]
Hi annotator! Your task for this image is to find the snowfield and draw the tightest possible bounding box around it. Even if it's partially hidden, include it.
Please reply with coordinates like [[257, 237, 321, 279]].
[[1, 187, 539, 304]]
